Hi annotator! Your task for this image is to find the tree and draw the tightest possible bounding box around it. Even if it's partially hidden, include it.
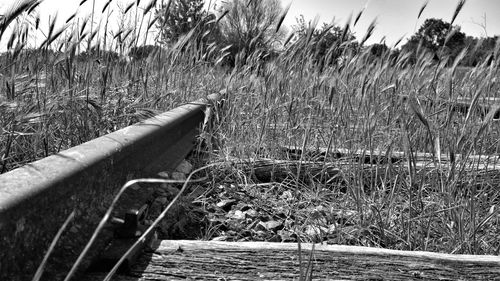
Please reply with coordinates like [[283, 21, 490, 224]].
[[156, 0, 206, 44], [77, 46, 120, 62], [292, 16, 357, 69], [129, 45, 163, 60], [462, 35, 498, 66], [369, 43, 389, 57], [216, 0, 286, 66], [402, 18, 465, 63]]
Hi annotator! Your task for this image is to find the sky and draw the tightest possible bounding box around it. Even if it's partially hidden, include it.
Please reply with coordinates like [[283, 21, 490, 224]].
[[0, 0, 499, 50], [281, 0, 500, 46]]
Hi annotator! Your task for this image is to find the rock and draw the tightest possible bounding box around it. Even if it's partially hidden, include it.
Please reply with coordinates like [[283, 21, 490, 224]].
[[227, 210, 245, 220], [211, 236, 228, 241], [308, 206, 326, 220], [156, 188, 168, 196], [244, 209, 258, 218], [240, 229, 252, 238], [327, 224, 337, 234], [245, 219, 260, 230], [154, 196, 168, 205], [216, 199, 237, 211], [254, 230, 266, 238], [226, 220, 244, 231], [157, 171, 170, 178], [69, 225, 79, 233], [283, 219, 294, 228], [149, 201, 163, 217], [280, 190, 293, 201], [304, 225, 327, 237], [157, 160, 192, 179], [129, 182, 141, 191], [157, 184, 180, 199], [277, 229, 295, 242], [254, 222, 265, 231], [256, 220, 283, 232], [156, 202, 207, 239], [268, 234, 281, 242], [175, 160, 193, 174], [171, 171, 186, 181], [166, 185, 181, 197], [240, 205, 251, 212], [331, 209, 358, 224]]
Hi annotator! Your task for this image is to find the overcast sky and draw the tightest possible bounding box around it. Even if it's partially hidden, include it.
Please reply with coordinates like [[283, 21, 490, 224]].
[[0, 0, 499, 50]]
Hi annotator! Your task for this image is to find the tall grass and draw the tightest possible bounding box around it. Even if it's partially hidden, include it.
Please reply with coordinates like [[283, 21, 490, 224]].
[[213, 17, 500, 255]]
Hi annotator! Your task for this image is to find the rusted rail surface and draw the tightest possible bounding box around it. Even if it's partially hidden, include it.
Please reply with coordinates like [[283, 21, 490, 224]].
[[0, 94, 221, 280]]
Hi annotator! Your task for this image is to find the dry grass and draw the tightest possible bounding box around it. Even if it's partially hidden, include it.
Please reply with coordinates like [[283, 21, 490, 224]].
[[208, 45, 500, 255]]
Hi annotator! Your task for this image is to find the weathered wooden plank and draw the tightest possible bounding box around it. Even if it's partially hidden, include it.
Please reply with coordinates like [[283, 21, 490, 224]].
[[398, 94, 500, 119], [238, 158, 387, 184], [84, 240, 500, 280], [280, 145, 500, 168], [234, 157, 500, 192]]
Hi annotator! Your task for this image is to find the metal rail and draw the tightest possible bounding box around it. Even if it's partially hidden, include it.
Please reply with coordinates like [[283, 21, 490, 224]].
[[0, 93, 221, 280]]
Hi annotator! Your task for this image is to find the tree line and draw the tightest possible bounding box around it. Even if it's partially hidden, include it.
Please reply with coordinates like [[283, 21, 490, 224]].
[[151, 0, 498, 68], [400, 18, 498, 66], [4, 0, 496, 68]]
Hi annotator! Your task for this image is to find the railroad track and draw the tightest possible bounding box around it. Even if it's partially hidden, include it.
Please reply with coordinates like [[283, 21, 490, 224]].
[[0, 93, 223, 280], [2, 92, 500, 280]]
